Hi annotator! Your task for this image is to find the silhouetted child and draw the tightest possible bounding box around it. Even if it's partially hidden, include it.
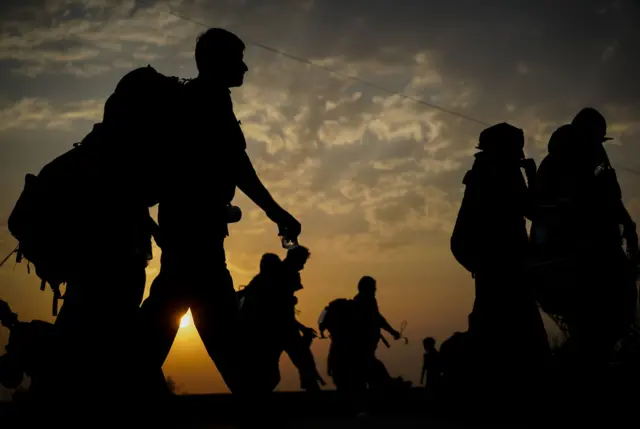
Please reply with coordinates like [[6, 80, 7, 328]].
[[420, 337, 441, 391]]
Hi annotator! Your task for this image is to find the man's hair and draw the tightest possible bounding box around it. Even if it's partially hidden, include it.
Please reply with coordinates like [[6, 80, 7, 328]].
[[423, 337, 436, 348], [260, 253, 281, 273], [286, 245, 311, 263], [357, 276, 376, 293], [195, 28, 245, 73]]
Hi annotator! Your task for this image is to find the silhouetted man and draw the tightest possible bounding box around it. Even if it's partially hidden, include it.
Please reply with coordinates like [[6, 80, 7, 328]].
[[454, 123, 549, 408], [238, 253, 285, 392], [138, 28, 301, 394], [280, 246, 326, 391], [43, 124, 157, 406], [353, 276, 401, 352], [239, 247, 324, 392], [352, 276, 401, 390], [420, 337, 441, 391], [532, 109, 638, 394]]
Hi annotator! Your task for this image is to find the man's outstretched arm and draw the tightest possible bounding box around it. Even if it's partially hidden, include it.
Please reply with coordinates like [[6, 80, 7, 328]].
[[235, 152, 300, 234], [379, 314, 400, 339], [235, 152, 282, 217]]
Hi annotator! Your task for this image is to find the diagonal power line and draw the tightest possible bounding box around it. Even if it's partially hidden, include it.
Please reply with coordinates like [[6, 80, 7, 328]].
[[156, 1, 491, 127], [143, 0, 639, 175]]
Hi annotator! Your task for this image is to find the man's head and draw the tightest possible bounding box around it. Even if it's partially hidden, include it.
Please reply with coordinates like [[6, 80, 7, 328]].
[[477, 122, 525, 161], [284, 246, 311, 271], [357, 276, 377, 296], [259, 253, 281, 275], [195, 28, 248, 87], [571, 107, 612, 144], [548, 124, 580, 157], [423, 337, 436, 351], [571, 107, 612, 166]]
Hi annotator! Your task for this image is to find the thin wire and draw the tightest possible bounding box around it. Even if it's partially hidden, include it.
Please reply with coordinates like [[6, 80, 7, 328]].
[[153, 1, 639, 175], [161, 3, 491, 127]]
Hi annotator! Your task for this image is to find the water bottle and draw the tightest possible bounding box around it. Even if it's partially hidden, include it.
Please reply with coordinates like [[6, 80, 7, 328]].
[[279, 226, 299, 249], [280, 234, 299, 250]]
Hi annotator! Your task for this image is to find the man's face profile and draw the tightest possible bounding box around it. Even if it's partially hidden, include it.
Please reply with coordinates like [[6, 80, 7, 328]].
[[225, 49, 248, 88]]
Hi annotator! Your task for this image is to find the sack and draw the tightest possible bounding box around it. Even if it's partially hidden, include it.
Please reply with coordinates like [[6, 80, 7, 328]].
[[104, 65, 186, 131], [104, 65, 187, 195], [450, 170, 479, 274], [8, 139, 102, 315], [318, 298, 357, 338], [6, 66, 180, 315]]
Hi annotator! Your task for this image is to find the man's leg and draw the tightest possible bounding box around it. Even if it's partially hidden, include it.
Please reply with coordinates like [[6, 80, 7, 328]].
[[187, 243, 245, 392], [284, 331, 322, 390], [52, 262, 147, 404], [138, 264, 190, 370], [284, 331, 306, 387]]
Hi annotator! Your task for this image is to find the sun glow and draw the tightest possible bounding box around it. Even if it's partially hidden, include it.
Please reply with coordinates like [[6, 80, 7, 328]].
[[180, 310, 192, 328]]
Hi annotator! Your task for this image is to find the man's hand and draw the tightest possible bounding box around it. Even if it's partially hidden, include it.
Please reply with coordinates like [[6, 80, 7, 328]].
[[392, 331, 401, 341], [267, 208, 301, 241]]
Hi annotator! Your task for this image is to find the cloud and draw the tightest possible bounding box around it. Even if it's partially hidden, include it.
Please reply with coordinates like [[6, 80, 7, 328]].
[[0, 97, 103, 131], [0, 0, 203, 77], [2, 0, 640, 268]]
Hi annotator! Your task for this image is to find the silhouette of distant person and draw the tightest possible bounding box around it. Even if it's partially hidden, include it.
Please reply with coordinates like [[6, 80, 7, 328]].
[[341, 276, 403, 391], [353, 276, 402, 355], [280, 247, 326, 391], [238, 252, 283, 322], [237, 253, 285, 392], [532, 108, 638, 388], [451, 123, 550, 405], [138, 28, 301, 394], [238, 247, 324, 392], [420, 337, 441, 391], [319, 297, 361, 391]]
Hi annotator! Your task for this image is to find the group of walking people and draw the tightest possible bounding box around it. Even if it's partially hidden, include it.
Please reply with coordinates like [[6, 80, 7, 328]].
[[446, 107, 638, 413], [0, 24, 637, 425], [0, 26, 409, 412]]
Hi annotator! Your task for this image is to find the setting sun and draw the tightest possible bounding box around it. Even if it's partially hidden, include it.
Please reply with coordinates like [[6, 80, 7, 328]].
[[180, 310, 192, 328]]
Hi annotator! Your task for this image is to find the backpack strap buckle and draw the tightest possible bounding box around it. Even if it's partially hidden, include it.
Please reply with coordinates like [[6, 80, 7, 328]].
[[51, 286, 62, 317]]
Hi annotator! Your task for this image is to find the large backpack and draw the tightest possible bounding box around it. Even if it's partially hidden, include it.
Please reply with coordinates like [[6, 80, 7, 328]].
[[6, 65, 184, 315], [318, 298, 358, 339], [450, 170, 479, 275], [451, 123, 526, 275]]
